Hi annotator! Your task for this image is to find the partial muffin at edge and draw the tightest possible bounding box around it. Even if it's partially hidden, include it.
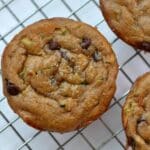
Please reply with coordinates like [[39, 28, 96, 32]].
[[123, 73, 150, 150], [100, 0, 150, 51]]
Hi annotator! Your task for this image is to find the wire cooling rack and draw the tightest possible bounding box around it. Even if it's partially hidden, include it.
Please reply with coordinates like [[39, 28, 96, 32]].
[[0, 0, 150, 150]]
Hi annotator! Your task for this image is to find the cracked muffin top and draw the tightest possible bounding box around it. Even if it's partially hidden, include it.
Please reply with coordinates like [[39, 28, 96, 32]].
[[123, 73, 150, 150], [100, 0, 150, 51], [2, 18, 118, 132]]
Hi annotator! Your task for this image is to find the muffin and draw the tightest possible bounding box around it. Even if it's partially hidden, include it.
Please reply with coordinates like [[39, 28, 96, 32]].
[[123, 73, 150, 150], [100, 0, 150, 51], [2, 18, 118, 132]]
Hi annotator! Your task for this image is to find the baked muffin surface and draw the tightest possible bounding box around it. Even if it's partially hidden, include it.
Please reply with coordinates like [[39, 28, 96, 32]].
[[123, 73, 150, 150], [2, 18, 118, 132], [100, 0, 150, 51]]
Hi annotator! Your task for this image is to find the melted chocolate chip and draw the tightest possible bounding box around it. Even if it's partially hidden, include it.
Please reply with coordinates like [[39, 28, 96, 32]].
[[81, 37, 91, 49], [142, 42, 150, 51], [137, 117, 146, 124], [81, 80, 88, 85], [60, 51, 75, 67], [93, 51, 101, 62], [48, 40, 61, 50], [6, 79, 20, 96]]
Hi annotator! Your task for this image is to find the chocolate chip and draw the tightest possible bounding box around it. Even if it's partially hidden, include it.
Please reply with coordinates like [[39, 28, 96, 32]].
[[48, 40, 61, 50], [137, 116, 146, 124], [6, 79, 20, 96], [60, 51, 75, 67], [93, 51, 101, 62], [81, 37, 91, 49], [81, 80, 88, 85], [142, 42, 150, 51]]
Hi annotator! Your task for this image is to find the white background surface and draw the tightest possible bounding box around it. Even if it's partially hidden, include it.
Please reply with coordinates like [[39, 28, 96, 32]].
[[0, 0, 149, 150]]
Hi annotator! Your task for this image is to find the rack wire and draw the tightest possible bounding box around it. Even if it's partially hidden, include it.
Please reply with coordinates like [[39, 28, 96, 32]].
[[0, 0, 149, 150]]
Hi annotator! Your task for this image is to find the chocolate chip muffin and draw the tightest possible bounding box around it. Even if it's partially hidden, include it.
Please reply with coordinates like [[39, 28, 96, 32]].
[[123, 73, 150, 150], [2, 18, 118, 132], [100, 0, 150, 51]]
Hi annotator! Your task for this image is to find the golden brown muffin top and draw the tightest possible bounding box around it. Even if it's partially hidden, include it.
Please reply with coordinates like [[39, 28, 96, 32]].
[[2, 18, 118, 132]]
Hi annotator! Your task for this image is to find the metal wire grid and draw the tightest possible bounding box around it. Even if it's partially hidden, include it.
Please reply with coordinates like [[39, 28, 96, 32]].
[[0, 0, 149, 150]]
